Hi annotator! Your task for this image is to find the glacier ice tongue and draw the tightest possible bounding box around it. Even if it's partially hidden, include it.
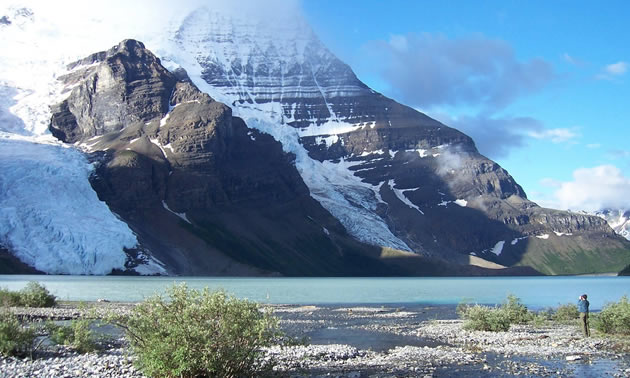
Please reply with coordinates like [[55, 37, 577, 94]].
[[0, 138, 136, 274]]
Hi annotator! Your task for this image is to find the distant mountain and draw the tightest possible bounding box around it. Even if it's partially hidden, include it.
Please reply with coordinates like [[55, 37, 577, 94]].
[[1, 5, 630, 275], [592, 209, 630, 241]]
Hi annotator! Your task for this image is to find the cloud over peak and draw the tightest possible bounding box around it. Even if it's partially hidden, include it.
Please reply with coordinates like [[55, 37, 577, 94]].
[[366, 33, 555, 111], [550, 165, 630, 212]]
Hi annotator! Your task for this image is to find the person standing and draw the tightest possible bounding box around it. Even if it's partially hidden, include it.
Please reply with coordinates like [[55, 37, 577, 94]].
[[578, 294, 590, 337]]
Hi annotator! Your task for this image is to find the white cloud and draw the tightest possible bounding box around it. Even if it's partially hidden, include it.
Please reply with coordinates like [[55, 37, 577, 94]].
[[527, 128, 580, 143], [605, 61, 628, 76], [596, 61, 628, 80], [606, 149, 630, 160], [388, 34, 408, 52], [430, 111, 547, 158], [365, 33, 555, 110], [2, 0, 302, 56], [551, 165, 630, 212], [586, 143, 601, 149], [431, 111, 581, 159], [562, 53, 584, 66], [563, 53, 576, 64], [539, 178, 561, 188]]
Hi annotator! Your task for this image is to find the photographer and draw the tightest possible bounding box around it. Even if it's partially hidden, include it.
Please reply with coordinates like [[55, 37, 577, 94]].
[[577, 294, 590, 337]]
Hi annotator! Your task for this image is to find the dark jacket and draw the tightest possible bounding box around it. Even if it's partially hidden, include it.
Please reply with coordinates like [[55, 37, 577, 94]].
[[577, 299, 589, 313]]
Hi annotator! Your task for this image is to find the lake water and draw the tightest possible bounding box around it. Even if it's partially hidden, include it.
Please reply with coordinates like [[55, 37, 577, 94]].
[[0, 275, 628, 310]]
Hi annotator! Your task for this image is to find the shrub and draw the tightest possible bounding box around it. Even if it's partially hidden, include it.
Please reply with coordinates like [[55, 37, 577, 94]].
[[0, 282, 56, 308], [47, 317, 99, 353], [118, 284, 281, 377], [458, 295, 532, 332], [502, 295, 532, 324], [0, 310, 37, 357], [594, 296, 630, 335], [19, 282, 57, 308], [553, 303, 580, 323], [0, 288, 21, 306], [460, 304, 511, 332]]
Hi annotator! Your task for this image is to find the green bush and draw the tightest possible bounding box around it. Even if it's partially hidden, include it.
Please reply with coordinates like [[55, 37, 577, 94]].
[[0, 282, 56, 308], [458, 295, 532, 332], [460, 304, 512, 332], [118, 284, 281, 377], [0, 310, 37, 357], [19, 282, 56, 308], [46, 318, 99, 354], [553, 303, 580, 323], [0, 288, 21, 306], [594, 296, 630, 335], [502, 295, 532, 324]]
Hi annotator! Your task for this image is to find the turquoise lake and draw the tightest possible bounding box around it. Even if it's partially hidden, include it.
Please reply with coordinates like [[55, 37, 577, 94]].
[[0, 275, 628, 310]]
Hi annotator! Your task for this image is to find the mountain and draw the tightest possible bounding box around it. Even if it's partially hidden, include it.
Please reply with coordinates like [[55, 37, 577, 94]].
[[46, 38, 539, 277], [593, 209, 630, 241], [1, 5, 630, 275], [157, 7, 630, 275]]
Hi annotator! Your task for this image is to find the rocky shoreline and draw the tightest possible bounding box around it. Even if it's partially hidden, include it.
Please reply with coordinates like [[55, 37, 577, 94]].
[[2, 303, 629, 377]]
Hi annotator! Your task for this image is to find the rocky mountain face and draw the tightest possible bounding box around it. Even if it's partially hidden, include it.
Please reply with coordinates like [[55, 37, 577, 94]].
[[49, 39, 517, 276], [161, 7, 630, 275]]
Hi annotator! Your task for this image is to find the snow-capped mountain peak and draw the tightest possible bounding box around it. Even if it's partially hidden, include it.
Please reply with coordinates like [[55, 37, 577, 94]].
[[594, 209, 630, 240]]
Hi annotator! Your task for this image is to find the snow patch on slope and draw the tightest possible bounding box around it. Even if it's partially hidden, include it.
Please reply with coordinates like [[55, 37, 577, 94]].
[[490, 241, 505, 256], [315, 134, 339, 147], [387, 180, 424, 215], [133, 250, 167, 275], [511, 237, 528, 245], [454, 199, 468, 207], [162, 201, 191, 224]]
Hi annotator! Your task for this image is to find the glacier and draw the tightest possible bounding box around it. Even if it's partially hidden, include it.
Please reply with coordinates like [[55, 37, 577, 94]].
[[0, 5, 140, 274], [0, 137, 136, 274]]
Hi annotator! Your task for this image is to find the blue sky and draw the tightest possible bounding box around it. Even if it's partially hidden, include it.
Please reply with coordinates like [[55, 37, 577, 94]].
[[301, 0, 630, 211]]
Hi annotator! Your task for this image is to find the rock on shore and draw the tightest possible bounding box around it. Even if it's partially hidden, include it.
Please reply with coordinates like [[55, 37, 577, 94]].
[[2, 304, 630, 377]]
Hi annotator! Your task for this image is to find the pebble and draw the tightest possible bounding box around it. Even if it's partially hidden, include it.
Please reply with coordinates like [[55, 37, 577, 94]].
[[2, 304, 629, 377]]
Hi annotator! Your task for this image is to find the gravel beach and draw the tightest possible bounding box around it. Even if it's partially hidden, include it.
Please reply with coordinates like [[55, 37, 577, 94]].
[[2, 303, 629, 377]]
